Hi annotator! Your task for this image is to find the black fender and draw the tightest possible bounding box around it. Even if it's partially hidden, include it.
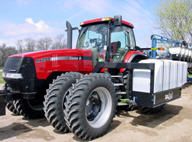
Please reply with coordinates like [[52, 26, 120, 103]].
[[128, 54, 148, 63]]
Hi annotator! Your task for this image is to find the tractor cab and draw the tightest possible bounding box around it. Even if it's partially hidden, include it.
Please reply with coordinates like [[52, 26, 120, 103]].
[[69, 16, 138, 65]]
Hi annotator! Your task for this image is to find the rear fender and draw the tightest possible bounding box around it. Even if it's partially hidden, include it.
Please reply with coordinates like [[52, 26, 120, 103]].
[[120, 51, 148, 73], [128, 54, 148, 63]]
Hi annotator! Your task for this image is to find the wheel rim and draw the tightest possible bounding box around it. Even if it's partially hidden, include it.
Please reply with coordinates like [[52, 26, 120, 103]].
[[85, 87, 112, 128]]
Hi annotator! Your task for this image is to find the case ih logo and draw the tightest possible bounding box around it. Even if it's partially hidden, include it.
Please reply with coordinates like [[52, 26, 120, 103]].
[[36, 56, 92, 63], [165, 91, 174, 101]]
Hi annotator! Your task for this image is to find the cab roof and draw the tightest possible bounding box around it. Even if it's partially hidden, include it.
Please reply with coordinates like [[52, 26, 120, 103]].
[[80, 17, 134, 28]]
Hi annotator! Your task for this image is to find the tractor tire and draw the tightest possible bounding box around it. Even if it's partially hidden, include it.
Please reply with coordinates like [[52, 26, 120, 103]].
[[65, 74, 117, 140], [44, 72, 82, 133], [14, 97, 44, 119], [5, 83, 20, 115], [6, 101, 20, 115]]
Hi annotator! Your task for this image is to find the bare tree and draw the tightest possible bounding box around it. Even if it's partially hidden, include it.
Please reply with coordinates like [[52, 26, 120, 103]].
[[0, 44, 17, 67], [25, 38, 36, 52], [52, 34, 67, 49], [16, 40, 24, 53], [0, 50, 3, 66], [37, 37, 52, 51]]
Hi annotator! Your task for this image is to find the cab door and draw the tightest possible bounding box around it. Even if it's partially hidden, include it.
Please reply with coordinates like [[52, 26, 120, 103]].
[[110, 26, 136, 62]]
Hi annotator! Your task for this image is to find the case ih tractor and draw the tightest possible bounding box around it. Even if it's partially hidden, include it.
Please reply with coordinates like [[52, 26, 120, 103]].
[[0, 16, 187, 140]]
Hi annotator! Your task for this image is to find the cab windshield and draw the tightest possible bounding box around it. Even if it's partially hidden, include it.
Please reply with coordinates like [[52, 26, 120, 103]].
[[76, 23, 135, 63], [76, 24, 108, 50]]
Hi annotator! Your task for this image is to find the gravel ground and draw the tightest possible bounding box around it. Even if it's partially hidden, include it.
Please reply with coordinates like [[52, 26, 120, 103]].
[[0, 85, 192, 142]]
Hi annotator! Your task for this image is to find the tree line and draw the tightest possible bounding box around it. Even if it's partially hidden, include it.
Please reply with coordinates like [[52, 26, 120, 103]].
[[158, 0, 192, 43], [0, 34, 67, 67]]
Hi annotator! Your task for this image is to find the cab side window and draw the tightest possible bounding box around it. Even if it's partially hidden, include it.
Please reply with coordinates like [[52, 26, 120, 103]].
[[111, 26, 131, 62], [129, 29, 136, 49]]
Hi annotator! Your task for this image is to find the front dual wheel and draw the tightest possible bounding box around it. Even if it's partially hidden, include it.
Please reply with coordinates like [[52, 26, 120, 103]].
[[65, 74, 117, 140]]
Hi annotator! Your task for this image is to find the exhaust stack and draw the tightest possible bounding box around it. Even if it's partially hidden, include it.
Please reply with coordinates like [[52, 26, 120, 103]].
[[66, 21, 73, 48]]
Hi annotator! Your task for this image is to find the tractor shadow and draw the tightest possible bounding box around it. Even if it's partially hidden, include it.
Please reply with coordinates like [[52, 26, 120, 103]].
[[0, 118, 49, 141], [129, 104, 183, 128], [72, 104, 182, 141], [182, 82, 192, 89], [25, 118, 49, 127], [0, 122, 32, 141]]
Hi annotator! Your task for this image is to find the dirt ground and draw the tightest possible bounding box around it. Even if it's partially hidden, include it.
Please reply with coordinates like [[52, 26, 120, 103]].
[[0, 85, 192, 142]]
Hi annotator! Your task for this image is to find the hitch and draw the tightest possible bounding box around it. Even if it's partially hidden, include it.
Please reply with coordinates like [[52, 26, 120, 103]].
[[0, 88, 6, 116]]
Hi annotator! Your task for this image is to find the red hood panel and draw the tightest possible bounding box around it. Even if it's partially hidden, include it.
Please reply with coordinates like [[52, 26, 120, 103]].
[[10, 49, 93, 80], [10, 49, 92, 59]]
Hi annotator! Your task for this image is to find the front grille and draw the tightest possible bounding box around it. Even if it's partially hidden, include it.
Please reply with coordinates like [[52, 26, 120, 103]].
[[4, 57, 23, 73], [4, 57, 36, 93], [20, 58, 36, 79]]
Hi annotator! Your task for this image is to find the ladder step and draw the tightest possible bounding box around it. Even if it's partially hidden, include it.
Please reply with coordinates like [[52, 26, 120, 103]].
[[116, 92, 127, 95], [114, 83, 124, 86], [111, 75, 122, 78], [118, 102, 129, 106]]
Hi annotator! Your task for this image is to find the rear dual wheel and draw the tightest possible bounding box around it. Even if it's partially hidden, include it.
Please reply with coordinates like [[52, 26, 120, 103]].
[[65, 74, 117, 140], [44, 72, 82, 132]]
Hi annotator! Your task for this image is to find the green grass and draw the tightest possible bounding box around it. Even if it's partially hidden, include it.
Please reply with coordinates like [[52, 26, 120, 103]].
[[0, 70, 4, 84]]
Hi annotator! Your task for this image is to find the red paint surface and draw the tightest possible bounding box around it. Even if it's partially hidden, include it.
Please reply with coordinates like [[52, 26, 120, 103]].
[[11, 49, 93, 80], [81, 17, 134, 28], [120, 50, 144, 73], [123, 50, 143, 63]]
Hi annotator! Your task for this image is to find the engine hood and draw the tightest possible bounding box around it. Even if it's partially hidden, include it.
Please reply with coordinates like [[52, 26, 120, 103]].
[[10, 49, 93, 59]]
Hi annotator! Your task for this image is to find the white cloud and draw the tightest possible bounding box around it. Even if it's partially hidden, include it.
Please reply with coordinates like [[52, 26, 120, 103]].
[[0, 0, 160, 47], [1, 18, 54, 37], [0, 18, 60, 46], [25, 18, 49, 32]]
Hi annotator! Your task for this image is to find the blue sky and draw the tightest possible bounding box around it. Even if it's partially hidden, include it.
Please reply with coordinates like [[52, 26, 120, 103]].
[[0, 0, 161, 47]]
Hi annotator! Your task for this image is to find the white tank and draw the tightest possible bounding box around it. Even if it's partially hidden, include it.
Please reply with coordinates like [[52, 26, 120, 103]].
[[169, 61, 178, 89], [132, 69, 151, 93], [133, 59, 163, 93], [182, 62, 188, 84], [133, 59, 187, 93], [177, 61, 183, 87], [162, 60, 170, 90]]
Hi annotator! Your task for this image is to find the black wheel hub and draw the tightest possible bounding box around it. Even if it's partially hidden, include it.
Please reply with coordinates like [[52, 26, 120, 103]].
[[86, 92, 102, 121]]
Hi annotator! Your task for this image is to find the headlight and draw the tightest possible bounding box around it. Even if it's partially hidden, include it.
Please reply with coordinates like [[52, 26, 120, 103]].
[[3, 73, 23, 79]]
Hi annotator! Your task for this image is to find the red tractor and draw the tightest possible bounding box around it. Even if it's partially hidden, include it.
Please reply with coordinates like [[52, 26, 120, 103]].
[[0, 16, 184, 140]]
